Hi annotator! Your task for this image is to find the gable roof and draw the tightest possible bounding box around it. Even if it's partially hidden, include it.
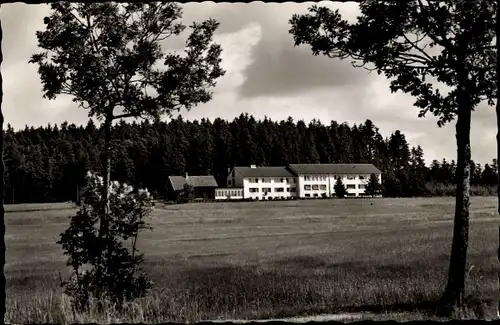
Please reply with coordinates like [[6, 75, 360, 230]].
[[287, 164, 381, 175], [168, 175, 218, 191], [233, 166, 295, 178]]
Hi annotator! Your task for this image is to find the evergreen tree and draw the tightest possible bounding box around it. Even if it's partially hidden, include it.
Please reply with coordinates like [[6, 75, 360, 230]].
[[333, 177, 347, 198], [365, 173, 382, 197]]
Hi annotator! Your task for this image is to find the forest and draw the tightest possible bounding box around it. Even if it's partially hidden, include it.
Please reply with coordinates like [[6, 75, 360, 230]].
[[2, 113, 498, 204]]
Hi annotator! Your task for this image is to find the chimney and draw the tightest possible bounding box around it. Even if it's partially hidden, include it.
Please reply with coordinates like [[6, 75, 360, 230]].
[[185, 172, 188, 180], [250, 165, 256, 168]]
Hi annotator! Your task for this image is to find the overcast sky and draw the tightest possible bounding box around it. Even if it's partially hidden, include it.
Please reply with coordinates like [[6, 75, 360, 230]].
[[0, 2, 496, 165]]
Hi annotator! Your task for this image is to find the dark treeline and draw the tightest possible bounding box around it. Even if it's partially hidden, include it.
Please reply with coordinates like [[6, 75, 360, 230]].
[[2, 113, 497, 203]]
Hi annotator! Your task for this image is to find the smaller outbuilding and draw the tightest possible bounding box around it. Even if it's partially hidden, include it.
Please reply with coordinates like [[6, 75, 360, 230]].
[[168, 173, 219, 201]]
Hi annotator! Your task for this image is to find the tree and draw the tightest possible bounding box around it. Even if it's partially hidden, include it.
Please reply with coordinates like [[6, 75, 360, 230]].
[[58, 172, 154, 309], [365, 173, 382, 198], [30, 2, 224, 306], [334, 177, 347, 198], [181, 183, 194, 203], [289, 0, 497, 311]]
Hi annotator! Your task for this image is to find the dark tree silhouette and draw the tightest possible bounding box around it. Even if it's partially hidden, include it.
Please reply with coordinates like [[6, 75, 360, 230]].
[[289, 0, 497, 311], [334, 177, 347, 198], [366, 173, 381, 198], [29, 2, 224, 304]]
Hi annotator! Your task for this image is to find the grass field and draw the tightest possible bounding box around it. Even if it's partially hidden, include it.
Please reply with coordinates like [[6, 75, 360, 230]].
[[5, 197, 500, 323]]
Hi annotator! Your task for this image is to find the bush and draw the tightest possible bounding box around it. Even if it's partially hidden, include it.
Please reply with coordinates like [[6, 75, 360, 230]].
[[57, 172, 155, 311]]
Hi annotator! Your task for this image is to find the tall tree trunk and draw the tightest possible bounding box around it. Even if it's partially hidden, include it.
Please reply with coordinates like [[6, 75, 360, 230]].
[[442, 81, 473, 311], [96, 117, 112, 297], [0, 12, 5, 323]]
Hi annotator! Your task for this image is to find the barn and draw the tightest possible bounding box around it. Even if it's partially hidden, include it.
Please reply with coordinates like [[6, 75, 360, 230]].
[[167, 173, 219, 201]]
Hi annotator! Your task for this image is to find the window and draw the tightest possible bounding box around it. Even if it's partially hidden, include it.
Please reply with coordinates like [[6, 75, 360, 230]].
[[347, 175, 355, 180], [358, 184, 366, 189], [280, 178, 284, 183], [304, 185, 311, 190], [255, 178, 259, 183], [333, 175, 338, 180], [320, 184, 327, 190], [286, 178, 289, 183], [262, 188, 272, 193], [313, 193, 319, 197], [359, 175, 365, 180], [305, 193, 310, 197], [275, 188, 285, 192], [249, 188, 259, 193], [287, 188, 290, 192], [314, 176, 318, 181], [293, 178, 296, 183], [346, 185, 356, 189], [248, 178, 256, 183], [291, 188, 296, 192], [228, 180, 232, 186], [305, 175, 310, 181], [312, 184, 319, 190]]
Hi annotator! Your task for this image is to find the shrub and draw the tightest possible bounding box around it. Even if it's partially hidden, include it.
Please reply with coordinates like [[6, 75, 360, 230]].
[[57, 172, 155, 311]]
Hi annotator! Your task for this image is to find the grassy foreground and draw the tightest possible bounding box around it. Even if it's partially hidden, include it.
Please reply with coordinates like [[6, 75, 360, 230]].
[[5, 197, 500, 323]]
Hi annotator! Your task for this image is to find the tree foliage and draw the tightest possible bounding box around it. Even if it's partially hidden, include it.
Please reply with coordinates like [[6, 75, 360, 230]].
[[365, 173, 381, 197], [30, 2, 225, 309], [289, 0, 497, 311], [57, 172, 154, 310], [290, 1, 496, 127], [29, 2, 225, 122], [334, 177, 347, 198], [3, 116, 499, 204]]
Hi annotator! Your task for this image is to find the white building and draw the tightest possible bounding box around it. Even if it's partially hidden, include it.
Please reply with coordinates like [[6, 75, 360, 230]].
[[287, 164, 382, 198], [220, 163, 382, 200], [226, 165, 297, 200]]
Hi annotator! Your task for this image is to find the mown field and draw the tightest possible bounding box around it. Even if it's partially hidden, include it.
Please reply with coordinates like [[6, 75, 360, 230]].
[[5, 197, 500, 323]]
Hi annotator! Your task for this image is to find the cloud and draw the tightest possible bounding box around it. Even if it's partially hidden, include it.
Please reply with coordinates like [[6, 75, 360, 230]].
[[0, 2, 497, 166]]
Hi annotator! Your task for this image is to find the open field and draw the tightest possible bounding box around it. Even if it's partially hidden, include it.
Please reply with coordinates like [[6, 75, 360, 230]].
[[5, 197, 500, 323]]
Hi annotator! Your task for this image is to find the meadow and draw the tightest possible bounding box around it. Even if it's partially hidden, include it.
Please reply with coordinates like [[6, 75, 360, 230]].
[[5, 197, 500, 323]]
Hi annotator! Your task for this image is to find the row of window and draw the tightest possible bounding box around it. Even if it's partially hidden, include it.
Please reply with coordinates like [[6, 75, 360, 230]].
[[303, 175, 367, 181], [248, 178, 296, 184], [245, 175, 375, 184], [303, 184, 366, 191], [249, 187, 297, 193], [304, 192, 357, 198], [216, 189, 243, 197]]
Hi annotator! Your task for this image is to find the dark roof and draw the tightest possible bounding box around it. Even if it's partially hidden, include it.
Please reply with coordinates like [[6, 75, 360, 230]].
[[168, 175, 218, 191], [233, 166, 295, 178], [287, 164, 381, 175]]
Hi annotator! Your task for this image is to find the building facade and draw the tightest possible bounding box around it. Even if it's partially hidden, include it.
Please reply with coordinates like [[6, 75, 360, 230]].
[[168, 174, 219, 201], [215, 188, 244, 200], [226, 165, 297, 200], [288, 164, 382, 198], [221, 163, 382, 200]]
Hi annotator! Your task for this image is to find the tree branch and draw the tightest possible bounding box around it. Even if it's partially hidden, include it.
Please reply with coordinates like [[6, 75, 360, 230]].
[[401, 33, 435, 64], [417, 0, 454, 51], [113, 112, 140, 120]]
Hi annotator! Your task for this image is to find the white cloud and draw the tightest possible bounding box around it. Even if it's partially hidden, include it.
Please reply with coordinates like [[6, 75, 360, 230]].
[[0, 2, 497, 166]]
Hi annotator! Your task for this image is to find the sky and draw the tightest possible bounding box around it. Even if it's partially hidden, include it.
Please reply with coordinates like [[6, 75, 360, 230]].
[[0, 2, 497, 165]]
